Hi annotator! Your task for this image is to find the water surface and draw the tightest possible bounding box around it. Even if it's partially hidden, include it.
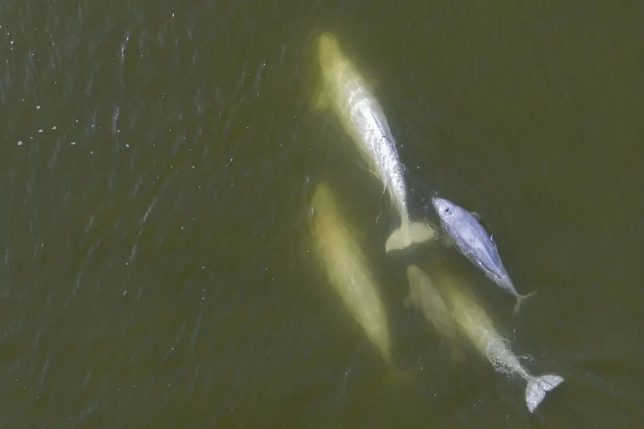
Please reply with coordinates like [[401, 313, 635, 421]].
[[0, 0, 643, 428]]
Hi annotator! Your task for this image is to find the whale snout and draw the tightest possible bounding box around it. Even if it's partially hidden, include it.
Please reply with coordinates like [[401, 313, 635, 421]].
[[317, 33, 342, 61], [431, 197, 451, 213]]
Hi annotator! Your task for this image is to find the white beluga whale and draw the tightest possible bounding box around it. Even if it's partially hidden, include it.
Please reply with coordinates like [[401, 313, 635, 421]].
[[404, 265, 460, 342], [313, 32, 437, 253], [310, 182, 394, 365], [309, 181, 415, 388], [431, 196, 536, 314], [415, 263, 564, 413], [404, 265, 467, 363]]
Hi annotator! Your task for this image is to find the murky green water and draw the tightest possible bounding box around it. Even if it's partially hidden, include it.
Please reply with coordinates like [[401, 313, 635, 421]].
[[1, 0, 643, 427]]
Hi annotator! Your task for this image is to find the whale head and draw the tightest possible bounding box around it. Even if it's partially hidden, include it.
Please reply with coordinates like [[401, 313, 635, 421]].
[[317, 33, 344, 65], [432, 197, 459, 221]]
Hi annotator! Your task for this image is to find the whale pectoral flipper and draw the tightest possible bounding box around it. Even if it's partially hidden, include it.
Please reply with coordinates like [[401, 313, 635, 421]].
[[354, 159, 380, 179], [442, 234, 456, 247], [403, 295, 414, 308], [313, 87, 330, 111]]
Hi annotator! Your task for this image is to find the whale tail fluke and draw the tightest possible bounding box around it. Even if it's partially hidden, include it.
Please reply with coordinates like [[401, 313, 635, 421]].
[[385, 221, 437, 253], [525, 374, 564, 413], [513, 291, 538, 315]]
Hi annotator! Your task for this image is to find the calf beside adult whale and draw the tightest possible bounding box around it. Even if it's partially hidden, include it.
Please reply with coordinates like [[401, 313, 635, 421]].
[[432, 196, 537, 314]]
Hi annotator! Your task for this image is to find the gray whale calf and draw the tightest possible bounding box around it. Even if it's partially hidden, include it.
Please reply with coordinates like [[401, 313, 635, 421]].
[[432, 196, 536, 314]]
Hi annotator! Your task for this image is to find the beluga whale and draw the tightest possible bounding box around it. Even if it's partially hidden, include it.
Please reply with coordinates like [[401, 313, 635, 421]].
[[411, 263, 564, 413], [308, 181, 414, 384], [313, 32, 436, 253], [431, 196, 536, 314]]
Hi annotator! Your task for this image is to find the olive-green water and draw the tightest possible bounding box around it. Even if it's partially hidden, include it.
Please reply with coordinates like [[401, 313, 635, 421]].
[[1, 0, 643, 428]]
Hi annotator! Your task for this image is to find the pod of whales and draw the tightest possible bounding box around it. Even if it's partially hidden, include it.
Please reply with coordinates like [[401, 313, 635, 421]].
[[306, 31, 565, 417]]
